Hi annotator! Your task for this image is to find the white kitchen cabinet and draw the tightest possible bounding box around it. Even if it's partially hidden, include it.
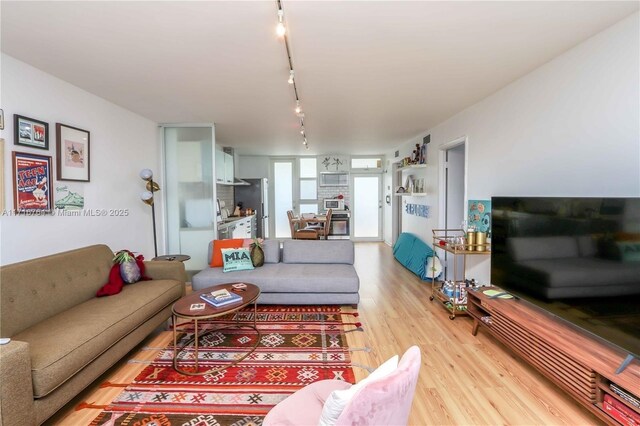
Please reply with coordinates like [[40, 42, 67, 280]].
[[231, 217, 252, 238], [216, 148, 235, 184], [224, 152, 234, 183], [215, 147, 225, 183]]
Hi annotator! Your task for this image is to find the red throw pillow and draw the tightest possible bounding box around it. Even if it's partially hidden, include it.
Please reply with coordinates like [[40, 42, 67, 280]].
[[210, 238, 245, 267]]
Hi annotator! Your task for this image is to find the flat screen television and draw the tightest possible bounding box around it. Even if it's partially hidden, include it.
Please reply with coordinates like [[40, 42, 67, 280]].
[[491, 197, 640, 358]]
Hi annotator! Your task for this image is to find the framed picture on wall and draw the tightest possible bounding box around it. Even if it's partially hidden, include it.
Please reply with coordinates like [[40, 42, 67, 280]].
[[12, 151, 53, 213], [14, 114, 49, 150], [56, 123, 90, 182]]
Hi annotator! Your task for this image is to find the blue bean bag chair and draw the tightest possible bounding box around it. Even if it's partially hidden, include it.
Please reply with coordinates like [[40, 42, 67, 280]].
[[393, 233, 441, 281]]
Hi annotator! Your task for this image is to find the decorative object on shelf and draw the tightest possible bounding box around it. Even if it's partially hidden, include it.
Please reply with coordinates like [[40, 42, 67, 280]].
[[413, 143, 421, 163], [140, 168, 160, 257], [468, 199, 492, 235], [54, 183, 84, 211], [404, 174, 414, 192], [0, 109, 4, 130], [476, 231, 487, 251], [14, 114, 49, 150], [420, 135, 430, 164], [56, 123, 90, 181], [405, 203, 430, 218], [12, 151, 53, 213], [466, 230, 476, 251]]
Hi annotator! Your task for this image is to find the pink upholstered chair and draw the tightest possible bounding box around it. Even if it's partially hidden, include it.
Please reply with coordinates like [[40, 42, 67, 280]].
[[263, 346, 421, 426]]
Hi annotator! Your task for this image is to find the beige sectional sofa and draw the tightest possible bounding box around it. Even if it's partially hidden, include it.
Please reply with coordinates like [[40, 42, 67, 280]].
[[0, 244, 186, 425]]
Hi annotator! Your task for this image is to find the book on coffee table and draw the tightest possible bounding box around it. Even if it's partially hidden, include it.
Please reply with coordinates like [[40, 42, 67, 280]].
[[200, 289, 243, 307]]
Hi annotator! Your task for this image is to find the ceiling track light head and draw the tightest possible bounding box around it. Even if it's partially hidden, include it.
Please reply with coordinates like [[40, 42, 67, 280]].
[[276, 9, 286, 37], [288, 70, 295, 84]]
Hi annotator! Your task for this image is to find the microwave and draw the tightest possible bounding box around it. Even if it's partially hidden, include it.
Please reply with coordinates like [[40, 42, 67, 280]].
[[323, 199, 345, 210]]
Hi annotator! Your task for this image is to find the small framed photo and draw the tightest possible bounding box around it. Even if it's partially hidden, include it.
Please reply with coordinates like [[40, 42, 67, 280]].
[[56, 123, 90, 182], [12, 151, 53, 213], [14, 114, 49, 150]]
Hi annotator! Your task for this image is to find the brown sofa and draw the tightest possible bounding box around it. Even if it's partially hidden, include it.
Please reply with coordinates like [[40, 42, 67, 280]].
[[0, 245, 186, 425]]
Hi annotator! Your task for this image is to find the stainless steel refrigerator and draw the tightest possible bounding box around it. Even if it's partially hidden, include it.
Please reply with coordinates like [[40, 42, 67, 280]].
[[234, 178, 269, 239]]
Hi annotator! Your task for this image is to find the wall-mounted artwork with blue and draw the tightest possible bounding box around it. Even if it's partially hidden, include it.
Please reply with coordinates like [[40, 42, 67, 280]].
[[405, 203, 430, 218], [468, 199, 491, 235]]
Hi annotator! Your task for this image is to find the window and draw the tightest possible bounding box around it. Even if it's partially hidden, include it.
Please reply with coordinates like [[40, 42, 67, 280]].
[[351, 157, 382, 170], [299, 157, 318, 214]]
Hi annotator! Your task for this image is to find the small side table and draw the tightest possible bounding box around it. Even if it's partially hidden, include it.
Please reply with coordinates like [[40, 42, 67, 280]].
[[152, 254, 191, 262]]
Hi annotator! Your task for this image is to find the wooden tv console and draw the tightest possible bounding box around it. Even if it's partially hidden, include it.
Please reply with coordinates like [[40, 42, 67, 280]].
[[467, 288, 640, 425]]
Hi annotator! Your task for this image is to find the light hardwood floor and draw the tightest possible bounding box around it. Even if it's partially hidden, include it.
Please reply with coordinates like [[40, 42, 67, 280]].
[[49, 242, 601, 425]]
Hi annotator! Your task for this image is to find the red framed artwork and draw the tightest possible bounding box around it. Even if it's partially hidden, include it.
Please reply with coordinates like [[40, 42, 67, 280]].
[[12, 151, 53, 213]]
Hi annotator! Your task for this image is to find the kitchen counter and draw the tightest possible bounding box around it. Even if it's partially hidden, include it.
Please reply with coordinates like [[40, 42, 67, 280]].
[[217, 214, 256, 229]]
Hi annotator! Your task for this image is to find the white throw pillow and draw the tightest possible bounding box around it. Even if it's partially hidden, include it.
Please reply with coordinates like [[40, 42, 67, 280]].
[[318, 355, 399, 426]]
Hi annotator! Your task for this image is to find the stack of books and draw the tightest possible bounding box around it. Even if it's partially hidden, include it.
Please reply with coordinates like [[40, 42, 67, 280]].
[[604, 387, 639, 426], [200, 289, 242, 308]]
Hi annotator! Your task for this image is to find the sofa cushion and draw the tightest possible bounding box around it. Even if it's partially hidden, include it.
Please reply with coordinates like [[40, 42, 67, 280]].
[[210, 239, 245, 267], [192, 263, 359, 293], [282, 240, 354, 265], [222, 248, 255, 272], [13, 279, 183, 398], [262, 239, 281, 264], [1, 245, 114, 337], [507, 236, 579, 262]]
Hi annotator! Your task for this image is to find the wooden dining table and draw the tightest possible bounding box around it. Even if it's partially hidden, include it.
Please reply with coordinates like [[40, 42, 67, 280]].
[[290, 214, 328, 228]]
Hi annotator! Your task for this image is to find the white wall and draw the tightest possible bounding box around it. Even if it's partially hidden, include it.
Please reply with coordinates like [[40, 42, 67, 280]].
[[391, 12, 640, 283], [0, 54, 161, 265]]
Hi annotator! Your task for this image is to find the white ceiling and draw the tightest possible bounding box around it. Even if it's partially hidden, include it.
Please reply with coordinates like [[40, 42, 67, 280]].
[[1, 1, 638, 155]]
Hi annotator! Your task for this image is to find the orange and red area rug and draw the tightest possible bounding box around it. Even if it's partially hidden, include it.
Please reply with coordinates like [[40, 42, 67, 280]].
[[90, 306, 360, 426]]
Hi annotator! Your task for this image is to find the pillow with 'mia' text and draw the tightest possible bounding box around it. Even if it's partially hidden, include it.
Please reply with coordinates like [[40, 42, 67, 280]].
[[210, 238, 245, 267], [221, 247, 255, 273]]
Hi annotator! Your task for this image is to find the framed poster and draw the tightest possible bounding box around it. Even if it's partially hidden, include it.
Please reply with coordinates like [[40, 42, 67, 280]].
[[56, 123, 90, 182], [468, 199, 492, 235], [12, 151, 53, 213], [14, 114, 49, 150]]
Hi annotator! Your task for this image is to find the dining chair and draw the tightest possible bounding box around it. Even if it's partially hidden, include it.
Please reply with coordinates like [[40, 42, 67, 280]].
[[287, 210, 318, 240], [304, 209, 332, 240]]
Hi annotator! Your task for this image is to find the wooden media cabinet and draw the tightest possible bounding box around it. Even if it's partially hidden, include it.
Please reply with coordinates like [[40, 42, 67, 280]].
[[467, 288, 640, 425]]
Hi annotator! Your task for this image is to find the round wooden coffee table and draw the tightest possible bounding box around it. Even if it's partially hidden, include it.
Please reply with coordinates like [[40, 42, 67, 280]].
[[172, 282, 261, 376]]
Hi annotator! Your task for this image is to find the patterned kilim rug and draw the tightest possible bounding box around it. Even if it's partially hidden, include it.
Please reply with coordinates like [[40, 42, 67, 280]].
[[90, 306, 362, 426]]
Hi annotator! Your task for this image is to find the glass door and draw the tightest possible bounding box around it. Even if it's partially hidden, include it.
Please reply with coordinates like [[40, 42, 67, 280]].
[[163, 125, 215, 273], [351, 174, 383, 241], [270, 158, 296, 238]]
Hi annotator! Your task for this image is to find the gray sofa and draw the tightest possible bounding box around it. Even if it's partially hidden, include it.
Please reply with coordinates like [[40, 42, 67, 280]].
[[192, 239, 360, 305], [0, 245, 186, 425], [506, 236, 640, 299]]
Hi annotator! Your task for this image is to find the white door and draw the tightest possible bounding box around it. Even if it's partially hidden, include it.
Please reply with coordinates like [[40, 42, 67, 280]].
[[270, 158, 296, 238], [163, 125, 215, 273], [351, 174, 383, 241], [443, 143, 466, 280]]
